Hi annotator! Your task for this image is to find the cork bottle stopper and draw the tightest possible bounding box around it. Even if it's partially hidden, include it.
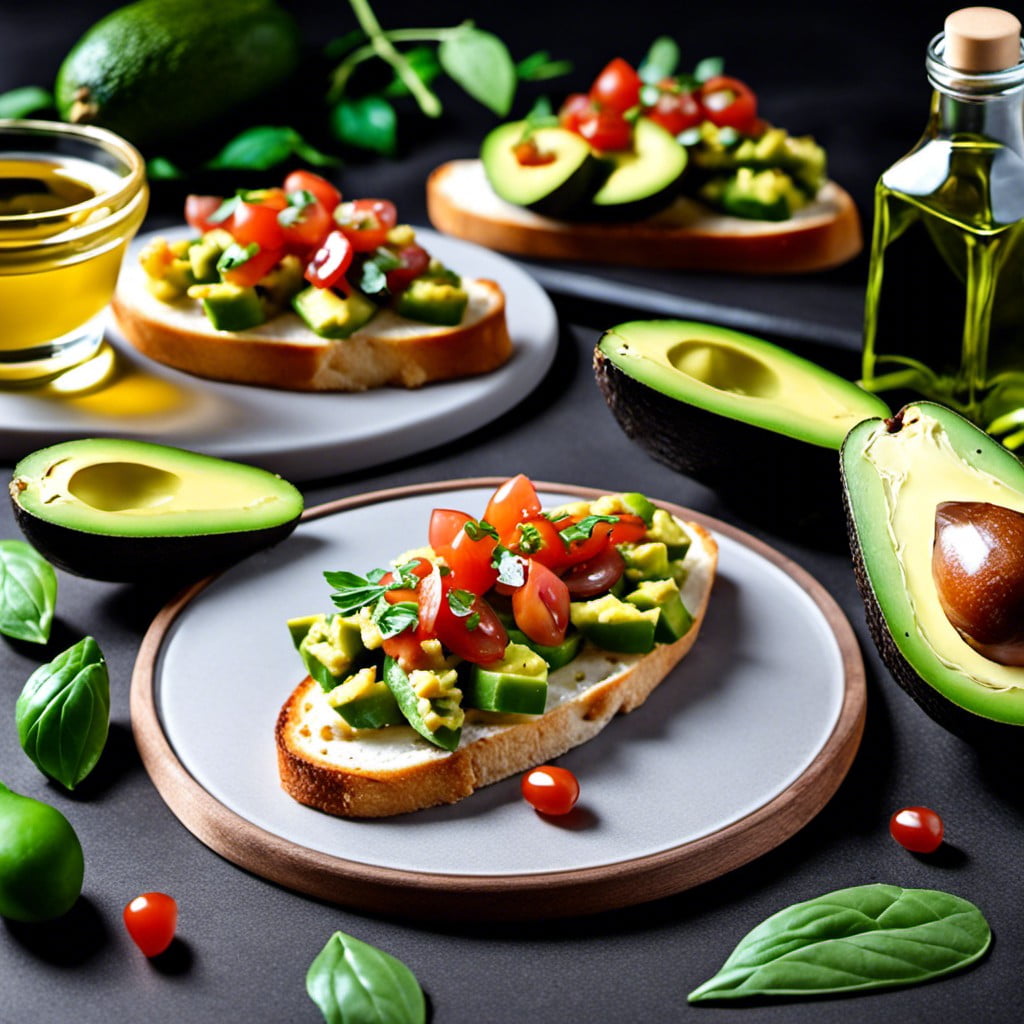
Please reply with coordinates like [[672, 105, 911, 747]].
[[944, 7, 1021, 71]]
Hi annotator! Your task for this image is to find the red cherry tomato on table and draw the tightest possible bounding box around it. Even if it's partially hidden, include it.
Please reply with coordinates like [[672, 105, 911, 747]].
[[699, 75, 758, 134], [889, 806, 944, 853], [522, 765, 580, 815], [283, 169, 342, 214], [589, 57, 643, 113], [513, 560, 570, 647], [305, 230, 354, 290], [123, 892, 177, 957], [335, 198, 398, 252], [576, 109, 632, 152]]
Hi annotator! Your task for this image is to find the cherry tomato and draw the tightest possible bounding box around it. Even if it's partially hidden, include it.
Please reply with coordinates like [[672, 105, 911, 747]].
[[563, 545, 626, 598], [513, 560, 570, 647], [521, 765, 580, 816], [511, 516, 570, 572], [558, 92, 595, 133], [576, 109, 632, 151], [589, 57, 642, 113], [385, 243, 431, 293], [699, 75, 758, 134], [335, 198, 398, 252], [245, 187, 289, 212], [280, 197, 333, 254], [560, 513, 648, 565], [184, 194, 226, 233], [645, 87, 703, 135], [513, 139, 556, 166], [283, 169, 342, 214], [123, 892, 177, 957], [889, 806, 945, 853], [230, 200, 286, 252], [429, 509, 498, 595], [221, 244, 284, 288], [381, 630, 434, 672], [305, 230, 354, 290], [379, 557, 432, 606], [484, 474, 543, 540], [418, 567, 507, 663]]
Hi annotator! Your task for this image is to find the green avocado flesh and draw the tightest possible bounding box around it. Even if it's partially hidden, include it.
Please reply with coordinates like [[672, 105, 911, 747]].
[[9, 438, 303, 582], [481, 121, 607, 218], [842, 402, 1024, 730]]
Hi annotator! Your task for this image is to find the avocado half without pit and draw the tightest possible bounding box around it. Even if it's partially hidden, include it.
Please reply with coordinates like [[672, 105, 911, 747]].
[[9, 439, 303, 583], [842, 401, 1024, 741], [594, 320, 890, 537]]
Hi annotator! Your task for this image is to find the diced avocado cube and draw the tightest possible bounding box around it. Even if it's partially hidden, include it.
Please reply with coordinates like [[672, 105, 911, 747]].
[[292, 285, 377, 339], [570, 593, 659, 654], [327, 666, 404, 729], [626, 578, 694, 643], [506, 627, 583, 671], [187, 281, 265, 331], [703, 167, 805, 222], [139, 237, 196, 300], [287, 614, 322, 649], [463, 643, 549, 715], [645, 509, 691, 559], [620, 541, 671, 582], [188, 233, 228, 283], [294, 613, 366, 692], [620, 492, 657, 524], [394, 276, 468, 326], [258, 254, 305, 311]]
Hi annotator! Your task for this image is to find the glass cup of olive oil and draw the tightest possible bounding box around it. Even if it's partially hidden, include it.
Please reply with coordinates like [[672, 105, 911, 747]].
[[0, 119, 147, 384]]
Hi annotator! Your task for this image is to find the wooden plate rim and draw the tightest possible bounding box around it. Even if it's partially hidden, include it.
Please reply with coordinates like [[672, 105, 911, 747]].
[[130, 477, 866, 921]]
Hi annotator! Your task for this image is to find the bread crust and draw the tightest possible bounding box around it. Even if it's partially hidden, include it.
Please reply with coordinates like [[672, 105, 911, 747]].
[[427, 159, 862, 274], [111, 271, 513, 391], [275, 521, 718, 818]]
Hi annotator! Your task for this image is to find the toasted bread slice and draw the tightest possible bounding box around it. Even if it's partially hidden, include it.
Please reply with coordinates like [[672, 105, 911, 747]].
[[275, 519, 717, 818], [427, 159, 862, 274], [111, 267, 513, 391]]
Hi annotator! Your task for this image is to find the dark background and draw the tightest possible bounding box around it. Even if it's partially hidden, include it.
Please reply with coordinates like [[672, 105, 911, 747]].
[[3, 2, 1023, 1022]]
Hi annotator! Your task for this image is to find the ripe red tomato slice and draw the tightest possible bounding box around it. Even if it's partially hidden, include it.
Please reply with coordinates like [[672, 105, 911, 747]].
[[123, 892, 177, 957], [283, 169, 342, 214], [890, 806, 945, 853], [379, 557, 432, 605], [563, 545, 626, 598], [645, 87, 703, 135], [280, 197, 333, 254], [385, 243, 431, 293], [699, 75, 758, 134], [429, 509, 498, 595], [589, 57, 642, 113], [560, 513, 648, 565], [521, 765, 580, 815], [305, 230, 354, 289], [576, 109, 632, 151], [558, 92, 595, 133], [335, 198, 398, 252], [512, 516, 570, 572], [484, 474, 543, 539], [513, 560, 569, 647], [230, 200, 286, 252], [185, 194, 226, 233], [221, 244, 284, 288], [418, 567, 507, 663], [381, 629, 435, 672]]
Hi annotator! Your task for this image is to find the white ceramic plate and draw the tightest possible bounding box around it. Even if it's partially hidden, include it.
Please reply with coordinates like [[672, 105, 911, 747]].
[[132, 480, 865, 919], [0, 230, 557, 481]]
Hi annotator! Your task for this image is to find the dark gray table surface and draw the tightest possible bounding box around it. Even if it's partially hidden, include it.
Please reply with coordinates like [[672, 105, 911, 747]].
[[3, 2, 1023, 1022]]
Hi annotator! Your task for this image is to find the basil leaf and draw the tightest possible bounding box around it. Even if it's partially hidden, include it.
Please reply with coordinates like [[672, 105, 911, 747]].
[[439, 26, 516, 117], [331, 95, 398, 157], [0, 540, 57, 644], [559, 514, 618, 545], [326, 570, 388, 615], [146, 156, 184, 180], [447, 588, 476, 618], [688, 884, 992, 1003], [16, 636, 110, 790], [373, 599, 419, 639], [0, 85, 53, 118], [516, 51, 573, 82], [383, 46, 442, 97], [638, 36, 680, 84], [464, 518, 499, 542], [693, 56, 725, 83], [307, 930, 425, 1024], [216, 242, 259, 273], [206, 126, 338, 172]]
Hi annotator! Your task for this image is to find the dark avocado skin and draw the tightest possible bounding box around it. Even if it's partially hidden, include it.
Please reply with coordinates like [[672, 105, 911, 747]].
[[841, 403, 1024, 745], [10, 505, 299, 584], [593, 347, 847, 546]]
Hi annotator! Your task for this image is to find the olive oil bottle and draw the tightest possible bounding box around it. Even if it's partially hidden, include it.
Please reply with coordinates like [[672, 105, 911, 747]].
[[862, 8, 1024, 443]]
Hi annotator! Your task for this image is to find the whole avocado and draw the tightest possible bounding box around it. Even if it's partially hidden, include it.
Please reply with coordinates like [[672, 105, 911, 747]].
[[55, 0, 301, 149]]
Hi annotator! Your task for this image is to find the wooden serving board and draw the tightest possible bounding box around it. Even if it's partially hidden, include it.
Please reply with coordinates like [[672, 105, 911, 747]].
[[130, 479, 866, 921]]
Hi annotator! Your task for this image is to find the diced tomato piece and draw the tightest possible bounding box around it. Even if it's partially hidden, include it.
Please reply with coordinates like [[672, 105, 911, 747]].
[[484, 475, 543, 540], [185, 194, 226, 233], [418, 566, 507, 664], [335, 198, 398, 252], [305, 230, 354, 290], [385, 244, 431, 293], [231, 200, 286, 252], [512, 561, 569, 647], [221, 244, 284, 288], [283, 170, 342, 214], [559, 92, 595, 133], [589, 57, 643, 113], [576, 109, 632, 151]]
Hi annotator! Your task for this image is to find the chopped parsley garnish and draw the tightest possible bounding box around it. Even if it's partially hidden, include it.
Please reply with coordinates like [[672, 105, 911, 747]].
[[324, 559, 423, 615], [277, 188, 317, 227], [216, 241, 259, 272], [373, 597, 420, 638], [464, 518, 499, 542], [516, 521, 544, 554]]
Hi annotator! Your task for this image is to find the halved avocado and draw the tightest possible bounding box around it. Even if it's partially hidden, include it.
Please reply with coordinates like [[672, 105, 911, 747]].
[[842, 401, 1024, 740], [594, 320, 890, 539], [589, 117, 687, 221], [480, 121, 609, 219], [9, 439, 303, 582]]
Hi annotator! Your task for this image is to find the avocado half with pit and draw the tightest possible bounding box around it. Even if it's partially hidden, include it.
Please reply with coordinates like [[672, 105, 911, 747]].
[[842, 401, 1024, 741], [594, 320, 890, 537], [9, 438, 303, 582]]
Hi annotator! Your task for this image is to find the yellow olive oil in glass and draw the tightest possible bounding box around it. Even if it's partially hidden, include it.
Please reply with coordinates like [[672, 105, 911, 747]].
[[862, 9, 1024, 443]]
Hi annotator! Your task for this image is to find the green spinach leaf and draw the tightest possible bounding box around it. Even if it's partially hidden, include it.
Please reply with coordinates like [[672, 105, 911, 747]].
[[439, 26, 516, 117], [307, 930, 426, 1024], [0, 540, 57, 644], [16, 636, 110, 790], [688, 884, 991, 1003]]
